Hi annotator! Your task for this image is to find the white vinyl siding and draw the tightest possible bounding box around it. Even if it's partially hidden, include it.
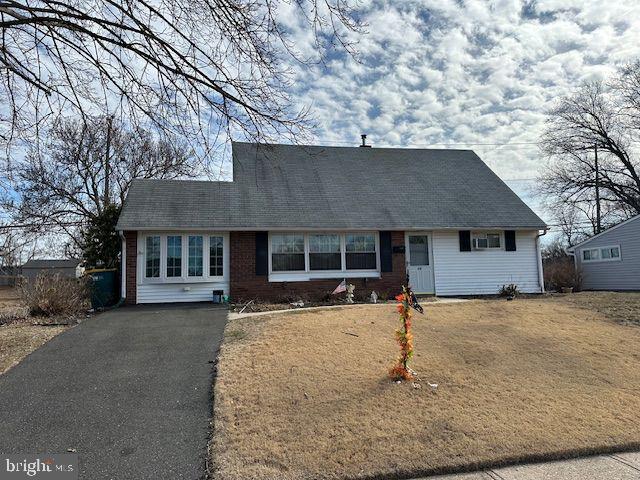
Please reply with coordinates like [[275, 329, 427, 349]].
[[432, 230, 542, 295], [137, 282, 228, 304], [137, 232, 229, 303]]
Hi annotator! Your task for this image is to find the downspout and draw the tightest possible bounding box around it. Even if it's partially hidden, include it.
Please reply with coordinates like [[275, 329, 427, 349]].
[[535, 228, 548, 293], [119, 231, 126, 302]]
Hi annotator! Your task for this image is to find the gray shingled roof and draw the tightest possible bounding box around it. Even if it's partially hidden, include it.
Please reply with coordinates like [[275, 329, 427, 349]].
[[22, 259, 80, 269], [116, 142, 546, 231]]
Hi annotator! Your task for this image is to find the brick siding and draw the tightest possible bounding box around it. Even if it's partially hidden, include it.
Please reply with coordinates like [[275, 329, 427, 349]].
[[124, 231, 137, 305], [230, 231, 406, 302]]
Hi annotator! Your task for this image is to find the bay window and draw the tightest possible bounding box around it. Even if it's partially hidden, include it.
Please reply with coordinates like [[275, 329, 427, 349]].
[[145, 236, 160, 278], [166, 236, 182, 277], [188, 235, 203, 276], [309, 234, 341, 270], [142, 233, 226, 282], [271, 234, 305, 271], [345, 234, 377, 270]]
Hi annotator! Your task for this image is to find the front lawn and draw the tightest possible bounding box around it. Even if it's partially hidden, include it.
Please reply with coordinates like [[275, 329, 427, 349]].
[[211, 295, 640, 480], [0, 323, 67, 374], [0, 286, 70, 375]]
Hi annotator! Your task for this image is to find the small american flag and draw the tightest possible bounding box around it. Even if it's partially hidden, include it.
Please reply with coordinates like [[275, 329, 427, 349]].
[[332, 279, 347, 295]]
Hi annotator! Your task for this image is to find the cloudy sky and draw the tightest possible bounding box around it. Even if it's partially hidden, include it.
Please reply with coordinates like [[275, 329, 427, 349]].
[[279, 0, 640, 221]]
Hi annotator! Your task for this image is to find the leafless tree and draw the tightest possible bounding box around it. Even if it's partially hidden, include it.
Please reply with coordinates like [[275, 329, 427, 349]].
[[1, 115, 196, 249], [0, 0, 363, 160], [0, 230, 34, 268], [538, 62, 640, 237]]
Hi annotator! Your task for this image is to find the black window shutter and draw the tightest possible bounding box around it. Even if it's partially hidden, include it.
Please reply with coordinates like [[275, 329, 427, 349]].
[[380, 231, 393, 272], [255, 232, 268, 275], [505, 230, 517, 251], [459, 231, 471, 252]]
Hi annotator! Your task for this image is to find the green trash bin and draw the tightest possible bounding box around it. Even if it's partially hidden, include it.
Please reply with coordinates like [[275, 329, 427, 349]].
[[86, 268, 119, 309]]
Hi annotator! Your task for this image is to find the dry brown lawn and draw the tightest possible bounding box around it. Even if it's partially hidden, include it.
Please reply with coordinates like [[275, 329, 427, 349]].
[[211, 295, 640, 480], [551, 291, 640, 325], [0, 323, 67, 374], [0, 286, 68, 374]]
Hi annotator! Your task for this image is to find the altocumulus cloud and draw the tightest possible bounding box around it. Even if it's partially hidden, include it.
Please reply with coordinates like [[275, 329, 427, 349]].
[[282, 0, 640, 218]]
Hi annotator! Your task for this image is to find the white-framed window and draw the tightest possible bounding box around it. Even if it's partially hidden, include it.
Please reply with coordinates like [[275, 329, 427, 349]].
[[309, 234, 341, 270], [345, 233, 377, 269], [166, 235, 182, 277], [209, 236, 224, 277], [269, 232, 379, 278], [140, 233, 227, 283], [145, 236, 160, 278], [582, 245, 621, 263], [271, 234, 305, 272], [472, 232, 501, 249], [188, 235, 204, 277]]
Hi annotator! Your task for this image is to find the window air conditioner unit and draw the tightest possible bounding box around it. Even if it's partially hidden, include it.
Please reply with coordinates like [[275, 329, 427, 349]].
[[472, 238, 488, 249]]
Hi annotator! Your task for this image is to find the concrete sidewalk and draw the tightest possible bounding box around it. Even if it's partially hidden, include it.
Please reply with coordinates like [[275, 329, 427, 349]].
[[420, 451, 640, 479]]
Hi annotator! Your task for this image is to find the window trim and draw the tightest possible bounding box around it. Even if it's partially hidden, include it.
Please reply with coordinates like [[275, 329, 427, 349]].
[[139, 232, 228, 284], [268, 231, 380, 281], [581, 245, 622, 263]]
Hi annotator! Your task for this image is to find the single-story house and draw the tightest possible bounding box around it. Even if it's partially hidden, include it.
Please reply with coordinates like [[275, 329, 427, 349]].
[[567, 214, 640, 291], [21, 259, 82, 282], [115, 142, 548, 304]]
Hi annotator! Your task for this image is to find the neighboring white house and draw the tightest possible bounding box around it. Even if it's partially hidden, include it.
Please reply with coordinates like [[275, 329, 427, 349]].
[[116, 143, 548, 304], [567, 214, 640, 291]]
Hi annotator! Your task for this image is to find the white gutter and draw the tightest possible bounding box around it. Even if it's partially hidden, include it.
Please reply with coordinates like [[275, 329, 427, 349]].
[[535, 228, 549, 293]]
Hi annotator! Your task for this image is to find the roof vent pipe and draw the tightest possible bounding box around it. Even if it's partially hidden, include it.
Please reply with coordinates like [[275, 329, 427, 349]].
[[360, 134, 371, 147]]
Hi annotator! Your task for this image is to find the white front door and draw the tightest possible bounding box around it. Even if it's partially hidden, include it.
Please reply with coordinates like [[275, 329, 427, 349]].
[[407, 233, 434, 294]]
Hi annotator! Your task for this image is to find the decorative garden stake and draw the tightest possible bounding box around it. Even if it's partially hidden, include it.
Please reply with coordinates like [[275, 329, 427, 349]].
[[389, 285, 424, 381], [345, 283, 355, 303]]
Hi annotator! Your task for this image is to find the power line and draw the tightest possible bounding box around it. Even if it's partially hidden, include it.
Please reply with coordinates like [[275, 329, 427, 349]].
[[315, 140, 541, 147], [314, 139, 640, 148]]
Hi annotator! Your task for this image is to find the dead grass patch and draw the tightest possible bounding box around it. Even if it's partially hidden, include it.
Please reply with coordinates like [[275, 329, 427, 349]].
[[211, 298, 640, 480], [551, 291, 640, 325], [0, 323, 67, 374]]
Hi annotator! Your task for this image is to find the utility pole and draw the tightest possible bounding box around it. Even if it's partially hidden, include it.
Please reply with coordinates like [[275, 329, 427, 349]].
[[104, 115, 113, 209], [594, 144, 601, 234]]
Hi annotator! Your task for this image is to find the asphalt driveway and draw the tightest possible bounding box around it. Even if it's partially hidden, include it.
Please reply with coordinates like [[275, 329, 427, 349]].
[[0, 304, 227, 479]]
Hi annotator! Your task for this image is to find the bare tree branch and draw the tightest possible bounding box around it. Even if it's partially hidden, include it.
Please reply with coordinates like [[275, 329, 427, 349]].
[[538, 63, 640, 237], [0, 0, 363, 162]]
